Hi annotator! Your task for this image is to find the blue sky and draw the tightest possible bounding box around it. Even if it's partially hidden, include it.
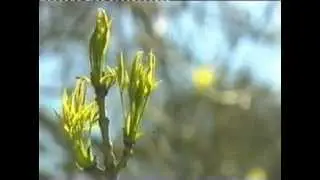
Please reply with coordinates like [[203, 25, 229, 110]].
[[165, 1, 281, 89]]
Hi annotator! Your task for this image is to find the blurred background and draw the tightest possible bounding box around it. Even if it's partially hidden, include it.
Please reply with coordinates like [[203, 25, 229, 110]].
[[39, 2, 281, 180]]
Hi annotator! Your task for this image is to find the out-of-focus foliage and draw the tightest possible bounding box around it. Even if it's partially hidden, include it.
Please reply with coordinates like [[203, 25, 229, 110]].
[[39, 2, 280, 180]]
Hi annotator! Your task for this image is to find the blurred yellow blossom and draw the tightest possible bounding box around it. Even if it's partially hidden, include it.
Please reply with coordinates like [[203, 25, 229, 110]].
[[245, 167, 267, 180], [192, 66, 216, 90]]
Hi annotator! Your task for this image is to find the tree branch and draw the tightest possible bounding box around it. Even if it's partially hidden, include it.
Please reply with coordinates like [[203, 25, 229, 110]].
[[94, 85, 118, 180]]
